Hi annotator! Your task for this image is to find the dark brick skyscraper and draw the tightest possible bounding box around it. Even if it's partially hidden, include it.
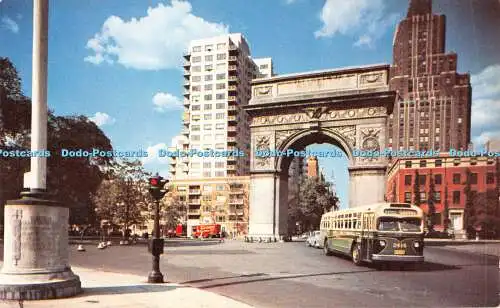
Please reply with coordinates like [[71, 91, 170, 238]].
[[388, 0, 472, 152]]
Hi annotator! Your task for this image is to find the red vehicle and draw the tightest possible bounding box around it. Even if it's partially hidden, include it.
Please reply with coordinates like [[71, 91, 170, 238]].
[[192, 224, 221, 238], [175, 224, 187, 237]]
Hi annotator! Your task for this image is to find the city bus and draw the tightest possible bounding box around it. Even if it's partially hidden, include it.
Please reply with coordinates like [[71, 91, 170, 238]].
[[319, 202, 425, 266]]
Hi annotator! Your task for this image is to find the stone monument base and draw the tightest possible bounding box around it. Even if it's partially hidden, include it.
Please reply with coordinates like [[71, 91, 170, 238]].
[[0, 190, 82, 300]]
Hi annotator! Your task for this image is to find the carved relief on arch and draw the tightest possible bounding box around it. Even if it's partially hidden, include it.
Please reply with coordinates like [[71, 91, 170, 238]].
[[275, 129, 302, 150], [253, 134, 272, 169], [326, 125, 356, 149]]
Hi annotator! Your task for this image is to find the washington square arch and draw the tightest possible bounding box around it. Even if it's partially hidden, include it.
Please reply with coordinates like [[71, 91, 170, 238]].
[[243, 64, 397, 240]]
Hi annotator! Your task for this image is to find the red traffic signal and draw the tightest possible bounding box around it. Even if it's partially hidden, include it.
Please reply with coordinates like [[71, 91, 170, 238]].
[[150, 178, 159, 186]]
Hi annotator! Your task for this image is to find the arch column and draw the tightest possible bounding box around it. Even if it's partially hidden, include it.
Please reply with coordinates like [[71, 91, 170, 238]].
[[248, 171, 288, 241], [348, 165, 388, 207]]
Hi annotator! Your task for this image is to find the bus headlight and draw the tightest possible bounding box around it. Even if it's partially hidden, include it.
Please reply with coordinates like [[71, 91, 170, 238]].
[[379, 240, 386, 247], [414, 242, 420, 248]]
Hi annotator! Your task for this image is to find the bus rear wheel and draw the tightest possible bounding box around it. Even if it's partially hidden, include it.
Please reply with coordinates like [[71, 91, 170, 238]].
[[351, 243, 362, 266], [323, 239, 332, 256]]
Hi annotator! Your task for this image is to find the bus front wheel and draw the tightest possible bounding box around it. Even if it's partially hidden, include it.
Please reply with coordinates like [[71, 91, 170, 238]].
[[351, 243, 362, 266]]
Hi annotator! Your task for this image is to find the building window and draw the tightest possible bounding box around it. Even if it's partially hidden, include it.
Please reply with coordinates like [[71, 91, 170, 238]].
[[434, 192, 441, 202], [215, 134, 225, 140], [204, 114, 212, 120], [216, 83, 226, 90], [204, 103, 212, 110], [217, 43, 226, 50], [420, 160, 426, 167], [405, 161, 412, 168], [216, 113, 225, 119], [203, 171, 211, 177], [404, 175, 412, 185], [203, 162, 211, 168], [192, 105, 201, 111], [205, 55, 213, 62], [419, 192, 426, 201], [191, 162, 200, 168], [203, 124, 212, 130], [215, 171, 225, 177], [217, 53, 226, 60], [216, 184, 225, 191], [487, 172, 495, 184], [470, 173, 478, 184], [216, 93, 226, 100], [216, 63, 225, 71], [404, 192, 411, 203], [215, 143, 225, 149], [216, 123, 225, 130], [192, 46, 201, 52], [419, 175, 426, 185], [204, 95, 212, 101], [204, 75, 213, 81], [192, 76, 201, 82], [191, 85, 201, 92], [216, 73, 226, 80], [435, 174, 442, 185], [204, 84, 213, 91], [216, 103, 225, 109], [260, 64, 269, 69], [205, 64, 213, 71], [192, 66, 201, 72], [191, 135, 200, 141], [435, 159, 442, 167], [192, 56, 201, 63], [205, 45, 213, 51], [215, 162, 225, 168], [452, 191, 461, 204], [453, 173, 461, 184], [191, 125, 200, 131]]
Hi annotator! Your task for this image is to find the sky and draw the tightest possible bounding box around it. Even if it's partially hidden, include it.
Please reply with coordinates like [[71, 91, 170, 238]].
[[1, 0, 499, 208]]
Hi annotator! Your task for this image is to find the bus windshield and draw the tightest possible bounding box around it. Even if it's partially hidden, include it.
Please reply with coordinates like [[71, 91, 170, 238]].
[[377, 217, 421, 232]]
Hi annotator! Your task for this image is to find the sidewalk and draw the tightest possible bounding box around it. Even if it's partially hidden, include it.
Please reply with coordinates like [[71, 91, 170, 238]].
[[424, 238, 500, 246], [0, 267, 253, 308]]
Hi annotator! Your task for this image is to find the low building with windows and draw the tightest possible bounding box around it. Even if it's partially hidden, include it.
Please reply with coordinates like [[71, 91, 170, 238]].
[[386, 153, 499, 238], [169, 176, 250, 238]]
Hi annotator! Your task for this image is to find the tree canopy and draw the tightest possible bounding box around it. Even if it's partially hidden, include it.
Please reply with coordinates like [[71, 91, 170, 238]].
[[289, 175, 339, 233]]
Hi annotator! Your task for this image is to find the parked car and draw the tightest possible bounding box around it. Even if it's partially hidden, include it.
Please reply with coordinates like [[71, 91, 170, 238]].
[[306, 231, 321, 248]]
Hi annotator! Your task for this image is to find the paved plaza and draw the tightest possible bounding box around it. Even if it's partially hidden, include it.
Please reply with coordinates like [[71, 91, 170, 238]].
[[1, 239, 496, 307]]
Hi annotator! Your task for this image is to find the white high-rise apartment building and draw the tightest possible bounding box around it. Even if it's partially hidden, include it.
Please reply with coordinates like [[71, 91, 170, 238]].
[[169, 33, 273, 180]]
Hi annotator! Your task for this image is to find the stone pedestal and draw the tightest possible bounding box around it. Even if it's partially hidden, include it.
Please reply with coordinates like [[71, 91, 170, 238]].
[[348, 165, 387, 207], [0, 192, 82, 300]]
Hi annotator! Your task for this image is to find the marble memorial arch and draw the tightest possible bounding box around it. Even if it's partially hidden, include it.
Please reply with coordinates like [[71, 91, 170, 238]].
[[243, 64, 396, 240]]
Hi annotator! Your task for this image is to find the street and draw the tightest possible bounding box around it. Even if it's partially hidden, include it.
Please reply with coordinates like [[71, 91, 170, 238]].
[[8, 240, 494, 307]]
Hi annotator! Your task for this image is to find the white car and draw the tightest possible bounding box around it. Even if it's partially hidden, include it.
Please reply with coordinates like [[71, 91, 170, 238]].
[[306, 231, 321, 248]]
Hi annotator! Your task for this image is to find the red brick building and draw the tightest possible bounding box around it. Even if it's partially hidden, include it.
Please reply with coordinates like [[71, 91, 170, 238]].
[[386, 154, 499, 237], [388, 0, 471, 152]]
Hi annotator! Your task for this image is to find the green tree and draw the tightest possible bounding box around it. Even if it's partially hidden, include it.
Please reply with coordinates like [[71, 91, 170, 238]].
[[463, 168, 474, 236], [413, 170, 421, 206], [161, 189, 187, 230], [292, 175, 339, 232], [468, 190, 500, 238], [1, 58, 112, 226], [92, 159, 152, 236], [427, 171, 437, 231]]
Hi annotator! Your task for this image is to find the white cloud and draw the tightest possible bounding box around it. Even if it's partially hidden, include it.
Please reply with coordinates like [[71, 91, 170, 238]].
[[89, 112, 116, 126], [153, 92, 182, 112], [1, 16, 19, 33], [471, 64, 500, 146], [141, 143, 170, 166], [84, 0, 228, 70], [314, 0, 399, 48]]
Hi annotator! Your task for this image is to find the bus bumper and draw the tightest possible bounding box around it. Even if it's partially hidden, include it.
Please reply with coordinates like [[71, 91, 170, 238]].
[[371, 255, 424, 262]]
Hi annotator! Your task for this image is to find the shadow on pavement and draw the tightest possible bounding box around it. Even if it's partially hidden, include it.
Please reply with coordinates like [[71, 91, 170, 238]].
[[194, 270, 375, 289], [183, 273, 267, 284], [80, 284, 182, 296], [369, 261, 460, 271]]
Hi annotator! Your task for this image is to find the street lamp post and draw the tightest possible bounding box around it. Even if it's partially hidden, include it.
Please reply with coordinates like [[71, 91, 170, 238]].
[[147, 173, 168, 283]]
